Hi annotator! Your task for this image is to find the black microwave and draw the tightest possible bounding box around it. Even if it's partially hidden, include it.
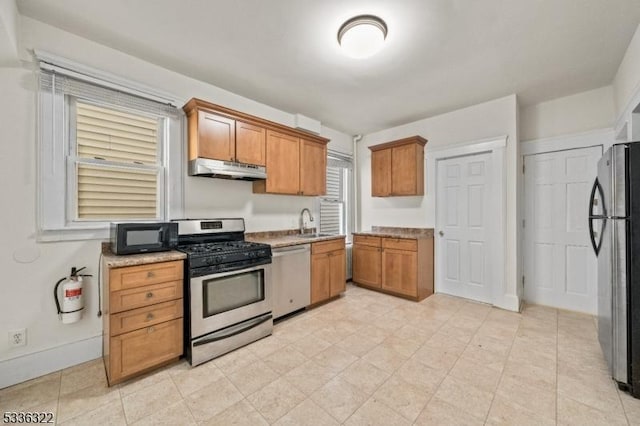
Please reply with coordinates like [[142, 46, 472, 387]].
[[110, 222, 178, 255]]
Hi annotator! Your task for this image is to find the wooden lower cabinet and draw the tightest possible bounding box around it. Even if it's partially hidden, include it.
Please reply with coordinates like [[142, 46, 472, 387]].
[[310, 238, 346, 304], [311, 252, 331, 304], [330, 249, 346, 295], [110, 319, 183, 381], [103, 259, 184, 385], [352, 234, 433, 301], [382, 248, 418, 297], [352, 241, 381, 288]]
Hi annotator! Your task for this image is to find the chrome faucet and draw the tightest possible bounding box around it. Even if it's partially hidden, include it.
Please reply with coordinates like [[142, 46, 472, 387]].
[[299, 208, 314, 235]]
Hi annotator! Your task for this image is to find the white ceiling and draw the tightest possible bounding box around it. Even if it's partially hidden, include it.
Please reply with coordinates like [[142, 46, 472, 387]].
[[17, 0, 640, 134]]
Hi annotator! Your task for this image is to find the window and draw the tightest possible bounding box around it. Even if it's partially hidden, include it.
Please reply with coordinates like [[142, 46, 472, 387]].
[[37, 53, 183, 240], [318, 151, 353, 240], [73, 101, 163, 220]]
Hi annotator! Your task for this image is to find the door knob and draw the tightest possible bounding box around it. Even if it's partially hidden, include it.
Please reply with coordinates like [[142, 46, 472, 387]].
[[439, 230, 444, 237]]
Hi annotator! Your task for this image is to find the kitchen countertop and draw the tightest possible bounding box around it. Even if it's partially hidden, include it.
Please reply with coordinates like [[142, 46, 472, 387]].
[[353, 226, 434, 239], [245, 229, 346, 248], [101, 242, 186, 268]]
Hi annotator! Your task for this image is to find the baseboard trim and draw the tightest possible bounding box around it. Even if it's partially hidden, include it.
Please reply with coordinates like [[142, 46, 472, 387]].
[[495, 294, 520, 312], [0, 335, 102, 389]]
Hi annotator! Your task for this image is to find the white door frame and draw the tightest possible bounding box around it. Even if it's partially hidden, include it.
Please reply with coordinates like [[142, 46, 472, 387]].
[[429, 135, 507, 308], [520, 128, 614, 156], [520, 128, 614, 310]]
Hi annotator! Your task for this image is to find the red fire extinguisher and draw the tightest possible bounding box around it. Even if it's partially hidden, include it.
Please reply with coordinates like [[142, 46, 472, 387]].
[[54, 267, 92, 324]]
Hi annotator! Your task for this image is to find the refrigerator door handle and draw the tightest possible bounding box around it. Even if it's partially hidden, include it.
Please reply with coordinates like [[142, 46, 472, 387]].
[[589, 216, 604, 255], [588, 178, 606, 255], [589, 178, 606, 217]]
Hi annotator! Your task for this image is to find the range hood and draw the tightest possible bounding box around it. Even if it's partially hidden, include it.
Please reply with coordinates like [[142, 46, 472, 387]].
[[188, 158, 267, 180]]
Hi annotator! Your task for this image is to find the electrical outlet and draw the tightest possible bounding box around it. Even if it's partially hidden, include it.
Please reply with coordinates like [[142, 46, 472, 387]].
[[8, 328, 26, 347]]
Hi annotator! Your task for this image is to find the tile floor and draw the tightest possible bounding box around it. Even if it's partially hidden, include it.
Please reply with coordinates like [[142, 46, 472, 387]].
[[1, 284, 639, 425]]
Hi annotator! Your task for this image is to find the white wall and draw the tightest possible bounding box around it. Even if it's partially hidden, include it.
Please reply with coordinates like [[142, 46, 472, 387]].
[[0, 16, 351, 386], [0, 0, 19, 64], [358, 95, 520, 311], [614, 24, 640, 117], [519, 86, 616, 142]]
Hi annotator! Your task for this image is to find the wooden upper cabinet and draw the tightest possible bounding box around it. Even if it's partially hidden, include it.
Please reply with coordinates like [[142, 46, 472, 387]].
[[184, 99, 267, 165], [184, 98, 329, 195], [264, 130, 300, 194], [255, 133, 328, 196], [196, 111, 236, 161], [371, 149, 392, 197], [300, 139, 327, 196], [392, 143, 422, 195], [369, 136, 427, 197], [235, 121, 266, 166]]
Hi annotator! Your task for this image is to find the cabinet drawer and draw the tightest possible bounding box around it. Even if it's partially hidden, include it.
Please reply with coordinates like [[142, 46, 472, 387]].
[[110, 299, 183, 336], [353, 235, 381, 247], [109, 318, 182, 384], [311, 238, 345, 254], [110, 281, 183, 314], [382, 238, 417, 251], [109, 261, 183, 292]]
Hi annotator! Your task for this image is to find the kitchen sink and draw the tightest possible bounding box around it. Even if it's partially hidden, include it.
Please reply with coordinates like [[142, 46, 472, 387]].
[[295, 233, 334, 239]]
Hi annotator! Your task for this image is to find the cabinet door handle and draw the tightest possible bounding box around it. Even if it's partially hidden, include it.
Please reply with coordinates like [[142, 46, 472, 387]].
[[146, 292, 154, 299], [147, 271, 155, 278], [146, 313, 154, 321]]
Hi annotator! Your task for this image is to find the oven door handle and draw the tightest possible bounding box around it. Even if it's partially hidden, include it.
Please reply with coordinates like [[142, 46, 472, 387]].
[[192, 313, 273, 347]]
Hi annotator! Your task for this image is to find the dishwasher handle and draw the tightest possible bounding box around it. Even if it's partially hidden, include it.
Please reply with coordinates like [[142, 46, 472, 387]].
[[272, 245, 310, 257]]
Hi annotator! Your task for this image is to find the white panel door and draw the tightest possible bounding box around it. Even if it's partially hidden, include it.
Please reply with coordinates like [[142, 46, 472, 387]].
[[436, 152, 494, 303], [523, 146, 601, 313]]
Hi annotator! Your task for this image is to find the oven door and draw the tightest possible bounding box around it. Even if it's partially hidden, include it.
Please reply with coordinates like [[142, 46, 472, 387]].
[[190, 264, 272, 338]]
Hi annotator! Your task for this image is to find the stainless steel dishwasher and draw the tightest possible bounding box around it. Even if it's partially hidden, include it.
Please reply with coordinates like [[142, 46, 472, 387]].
[[272, 244, 310, 319]]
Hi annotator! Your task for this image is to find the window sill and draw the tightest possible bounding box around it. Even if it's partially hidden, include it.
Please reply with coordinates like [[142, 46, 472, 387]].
[[37, 227, 109, 243]]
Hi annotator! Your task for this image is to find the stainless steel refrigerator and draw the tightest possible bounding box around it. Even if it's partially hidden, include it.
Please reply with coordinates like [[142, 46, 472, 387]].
[[589, 142, 640, 396]]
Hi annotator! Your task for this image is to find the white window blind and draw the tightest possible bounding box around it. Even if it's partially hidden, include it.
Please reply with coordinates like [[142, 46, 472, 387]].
[[320, 167, 344, 234], [74, 102, 160, 220], [76, 102, 158, 164], [319, 152, 353, 237]]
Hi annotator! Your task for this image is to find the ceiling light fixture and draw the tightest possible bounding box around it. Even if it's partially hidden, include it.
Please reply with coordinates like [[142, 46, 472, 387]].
[[337, 15, 388, 59]]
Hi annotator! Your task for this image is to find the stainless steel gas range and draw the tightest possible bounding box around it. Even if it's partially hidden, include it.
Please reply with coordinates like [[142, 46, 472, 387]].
[[173, 219, 273, 366]]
